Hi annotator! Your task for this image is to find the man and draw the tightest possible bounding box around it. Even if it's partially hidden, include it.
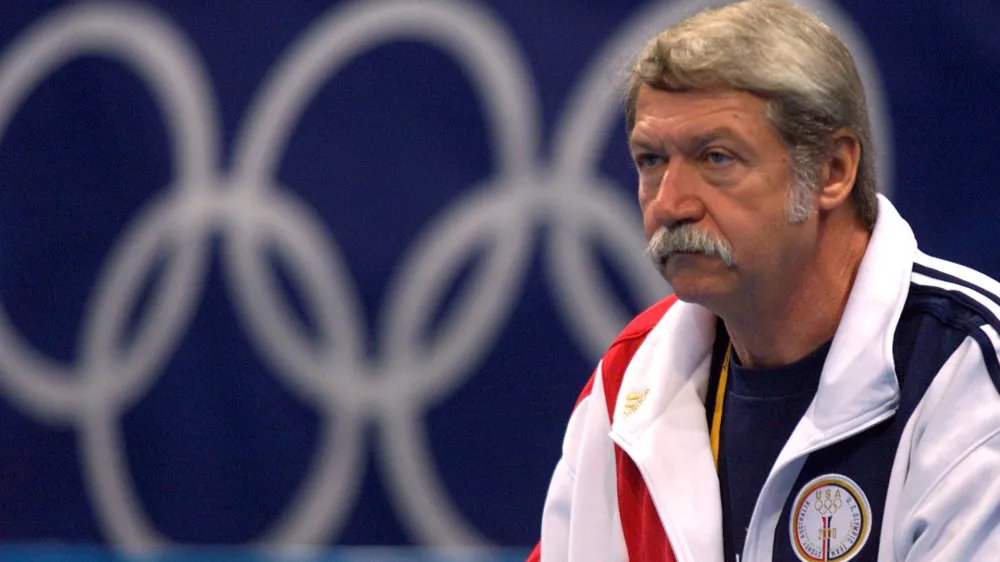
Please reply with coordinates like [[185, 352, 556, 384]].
[[529, 1, 1000, 561]]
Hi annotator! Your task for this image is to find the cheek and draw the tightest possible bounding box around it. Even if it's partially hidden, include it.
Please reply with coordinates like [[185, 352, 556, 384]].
[[719, 219, 771, 264], [638, 195, 657, 239], [734, 222, 797, 268], [637, 186, 651, 211], [642, 216, 659, 241]]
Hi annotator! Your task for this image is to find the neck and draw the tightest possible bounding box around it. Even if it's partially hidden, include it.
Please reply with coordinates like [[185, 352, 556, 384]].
[[723, 213, 870, 369]]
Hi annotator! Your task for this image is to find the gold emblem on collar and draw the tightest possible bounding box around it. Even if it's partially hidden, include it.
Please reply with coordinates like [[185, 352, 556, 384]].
[[622, 389, 649, 419]]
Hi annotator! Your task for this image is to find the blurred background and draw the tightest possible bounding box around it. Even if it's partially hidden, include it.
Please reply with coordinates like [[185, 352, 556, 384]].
[[0, 0, 998, 560]]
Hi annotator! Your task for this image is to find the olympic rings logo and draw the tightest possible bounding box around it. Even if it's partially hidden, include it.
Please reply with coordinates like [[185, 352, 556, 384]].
[[0, 0, 893, 551], [813, 497, 843, 516]]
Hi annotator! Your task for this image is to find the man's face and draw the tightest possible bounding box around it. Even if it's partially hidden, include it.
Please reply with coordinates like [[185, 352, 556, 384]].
[[630, 86, 815, 307]]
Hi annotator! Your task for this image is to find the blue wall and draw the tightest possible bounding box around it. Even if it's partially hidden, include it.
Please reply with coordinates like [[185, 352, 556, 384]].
[[0, 0, 997, 553]]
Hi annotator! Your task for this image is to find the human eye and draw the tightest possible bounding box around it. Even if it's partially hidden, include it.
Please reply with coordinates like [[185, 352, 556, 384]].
[[703, 149, 734, 166], [634, 152, 665, 169]]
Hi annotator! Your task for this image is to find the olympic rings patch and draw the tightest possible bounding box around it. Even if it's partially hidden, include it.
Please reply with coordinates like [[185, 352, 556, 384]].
[[790, 474, 872, 561]]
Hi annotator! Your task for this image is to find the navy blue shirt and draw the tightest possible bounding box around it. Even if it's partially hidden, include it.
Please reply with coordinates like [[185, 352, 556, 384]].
[[718, 341, 830, 561]]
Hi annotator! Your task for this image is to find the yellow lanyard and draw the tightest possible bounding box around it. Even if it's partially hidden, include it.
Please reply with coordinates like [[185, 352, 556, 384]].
[[710, 344, 732, 468]]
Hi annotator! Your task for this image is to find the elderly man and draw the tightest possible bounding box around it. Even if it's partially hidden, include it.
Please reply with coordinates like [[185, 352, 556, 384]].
[[529, 1, 1000, 561]]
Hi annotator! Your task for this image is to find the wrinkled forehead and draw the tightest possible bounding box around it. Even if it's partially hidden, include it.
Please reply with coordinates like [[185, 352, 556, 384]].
[[630, 86, 774, 143]]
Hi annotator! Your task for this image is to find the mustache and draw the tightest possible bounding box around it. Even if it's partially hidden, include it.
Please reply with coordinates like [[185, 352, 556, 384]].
[[646, 224, 735, 267]]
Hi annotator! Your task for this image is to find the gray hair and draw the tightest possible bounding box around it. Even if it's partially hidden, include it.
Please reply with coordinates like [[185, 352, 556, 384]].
[[625, 0, 878, 229], [647, 224, 736, 268]]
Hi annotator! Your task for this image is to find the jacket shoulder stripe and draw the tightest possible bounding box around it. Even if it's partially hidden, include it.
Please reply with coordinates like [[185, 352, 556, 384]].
[[911, 261, 1000, 332], [913, 261, 1000, 308], [909, 263, 1000, 394]]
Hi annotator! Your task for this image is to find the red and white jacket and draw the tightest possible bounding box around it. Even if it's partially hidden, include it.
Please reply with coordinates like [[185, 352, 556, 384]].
[[529, 293, 704, 562]]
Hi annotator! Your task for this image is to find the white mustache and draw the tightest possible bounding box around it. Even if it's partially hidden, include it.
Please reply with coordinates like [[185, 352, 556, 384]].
[[646, 224, 735, 268]]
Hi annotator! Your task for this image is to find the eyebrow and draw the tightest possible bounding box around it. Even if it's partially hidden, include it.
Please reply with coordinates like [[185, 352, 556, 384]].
[[686, 127, 744, 153], [627, 136, 658, 157], [629, 126, 746, 156]]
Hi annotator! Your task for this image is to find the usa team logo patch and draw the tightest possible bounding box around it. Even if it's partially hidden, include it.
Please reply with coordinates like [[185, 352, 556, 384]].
[[790, 474, 872, 561]]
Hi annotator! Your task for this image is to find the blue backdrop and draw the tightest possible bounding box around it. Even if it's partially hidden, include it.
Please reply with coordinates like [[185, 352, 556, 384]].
[[0, 0, 998, 555]]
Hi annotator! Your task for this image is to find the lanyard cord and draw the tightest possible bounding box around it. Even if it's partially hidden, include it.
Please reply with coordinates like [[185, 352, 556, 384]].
[[710, 344, 732, 468]]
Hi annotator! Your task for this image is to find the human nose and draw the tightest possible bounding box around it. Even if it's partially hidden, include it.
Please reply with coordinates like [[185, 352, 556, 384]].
[[648, 160, 704, 229]]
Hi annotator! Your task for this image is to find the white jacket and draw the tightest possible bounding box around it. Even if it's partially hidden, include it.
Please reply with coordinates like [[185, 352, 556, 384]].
[[534, 196, 1000, 561]]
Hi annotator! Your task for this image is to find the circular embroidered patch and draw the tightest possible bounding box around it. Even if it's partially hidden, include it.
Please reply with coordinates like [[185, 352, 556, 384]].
[[790, 474, 872, 561]]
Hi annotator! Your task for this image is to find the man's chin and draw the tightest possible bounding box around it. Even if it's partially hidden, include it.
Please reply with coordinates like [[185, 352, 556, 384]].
[[662, 268, 731, 306], [668, 284, 737, 313], [668, 285, 711, 304]]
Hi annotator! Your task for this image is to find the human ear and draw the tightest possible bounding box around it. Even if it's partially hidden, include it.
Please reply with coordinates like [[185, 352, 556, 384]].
[[816, 129, 861, 211]]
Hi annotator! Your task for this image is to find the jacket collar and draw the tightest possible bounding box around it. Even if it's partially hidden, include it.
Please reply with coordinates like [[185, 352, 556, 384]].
[[611, 194, 915, 445], [787, 195, 915, 451]]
